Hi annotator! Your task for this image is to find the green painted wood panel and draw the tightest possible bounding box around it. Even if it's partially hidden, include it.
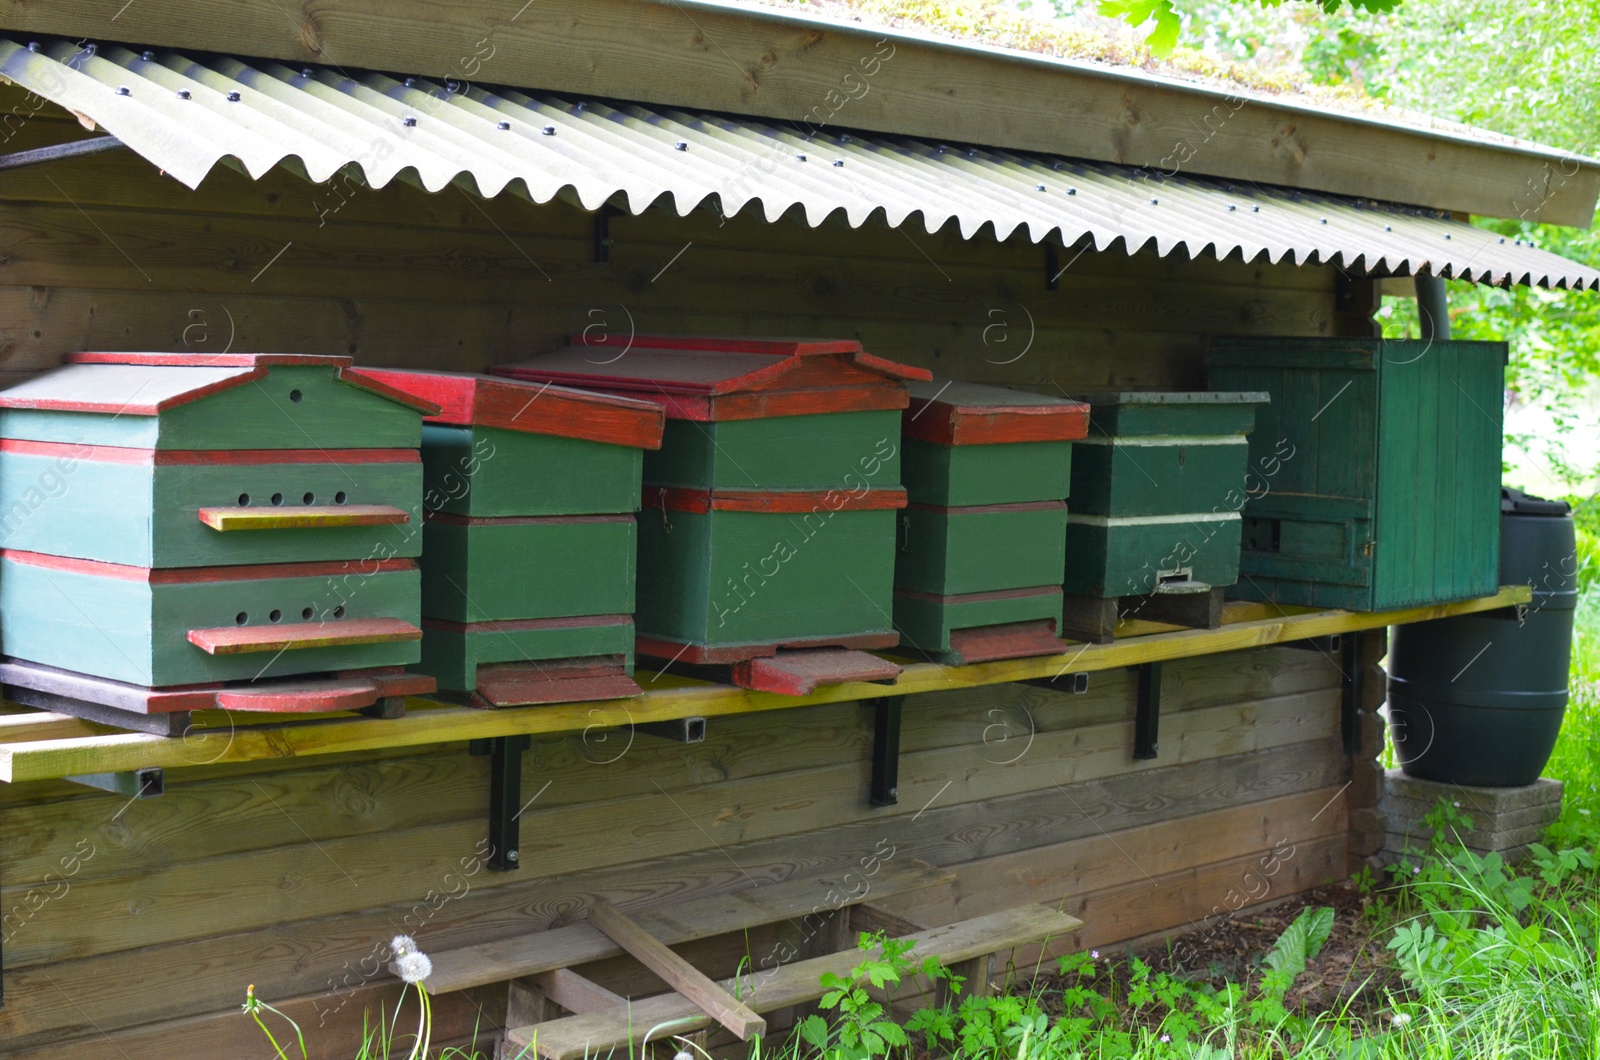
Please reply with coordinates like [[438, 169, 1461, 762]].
[[894, 505, 1067, 595], [1207, 338, 1503, 610], [419, 620, 635, 691], [420, 518, 636, 622], [893, 590, 1062, 652], [899, 438, 1072, 506], [634, 508, 897, 646], [1078, 394, 1263, 437], [0, 452, 423, 566], [0, 558, 420, 686], [1069, 438, 1253, 517], [420, 425, 642, 517], [0, 367, 421, 450], [644, 411, 902, 490], [1063, 515, 1243, 597]]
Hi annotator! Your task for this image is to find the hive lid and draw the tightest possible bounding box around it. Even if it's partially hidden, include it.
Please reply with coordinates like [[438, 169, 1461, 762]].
[[492, 334, 930, 422], [0, 352, 439, 416], [903, 379, 1090, 445], [350, 368, 665, 450]]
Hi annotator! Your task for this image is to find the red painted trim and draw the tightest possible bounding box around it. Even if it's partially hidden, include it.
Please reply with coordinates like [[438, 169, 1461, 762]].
[[646, 485, 908, 514], [331, 368, 441, 416], [893, 585, 1063, 606], [0, 550, 416, 583], [945, 619, 1065, 664], [423, 511, 635, 527], [188, 617, 421, 655], [903, 400, 1090, 445], [68, 352, 354, 368], [0, 440, 418, 465], [475, 664, 641, 706], [731, 648, 903, 695], [352, 368, 664, 449], [906, 499, 1066, 516], [571, 334, 865, 356], [423, 614, 632, 634], [635, 630, 900, 665]]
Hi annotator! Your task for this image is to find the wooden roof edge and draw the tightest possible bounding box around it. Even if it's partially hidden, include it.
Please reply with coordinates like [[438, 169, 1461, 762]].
[[8, 0, 1596, 226]]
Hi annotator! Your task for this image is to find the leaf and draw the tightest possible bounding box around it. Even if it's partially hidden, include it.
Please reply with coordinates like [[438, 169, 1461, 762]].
[[796, 1014, 830, 1049], [1262, 906, 1336, 989], [1097, 0, 1182, 56]]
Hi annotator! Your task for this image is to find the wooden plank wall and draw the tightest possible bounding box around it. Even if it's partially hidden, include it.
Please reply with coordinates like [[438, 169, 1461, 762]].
[[0, 92, 1339, 388], [0, 646, 1359, 1058], [0, 92, 1378, 1056]]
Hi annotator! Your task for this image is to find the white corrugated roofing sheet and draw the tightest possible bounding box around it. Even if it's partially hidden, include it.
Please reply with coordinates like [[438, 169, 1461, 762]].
[[2, 37, 1595, 291]]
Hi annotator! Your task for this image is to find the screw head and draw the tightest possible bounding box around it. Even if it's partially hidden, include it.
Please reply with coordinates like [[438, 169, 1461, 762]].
[[1036, 184, 1046, 192], [497, 120, 511, 130], [1444, 233, 1452, 240], [833, 159, 844, 167], [85, 43, 97, 55], [542, 125, 556, 135], [506, 849, 519, 862], [26, 41, 39, 52], [141, 50, 155, 61], [177, 89, 191, 100], [1384, 225, 1392, 231], [675, 141, 688, 151], [301, 67, 314, 78], [796, 153, 807, 161], [1252, 205, 1260, 212], [1320, 217, 1328, 224], [1067, 188, 1077, 195], [1149, 197, 1159, 205], [403, 116, 416, 126], [1227, 204, 1237, 211], [116, 86, 131, 96], [404, 77, 416, 87], [226, 90, 241, 102]]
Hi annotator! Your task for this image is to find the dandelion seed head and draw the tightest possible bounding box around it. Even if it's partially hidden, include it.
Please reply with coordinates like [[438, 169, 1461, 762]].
[[674, 1051, 694, 1060], [395, 951, 433, 984], [391, 934, 419, 956], [1391, 1012, 1412, 1026]]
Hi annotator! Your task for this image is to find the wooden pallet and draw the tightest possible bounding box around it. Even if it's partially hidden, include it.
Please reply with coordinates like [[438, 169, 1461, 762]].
[[394, 859, 1078, 1059]]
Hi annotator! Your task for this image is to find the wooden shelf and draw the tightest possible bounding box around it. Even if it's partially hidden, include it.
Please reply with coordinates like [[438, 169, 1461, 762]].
[[0, 586, 1530, 783]]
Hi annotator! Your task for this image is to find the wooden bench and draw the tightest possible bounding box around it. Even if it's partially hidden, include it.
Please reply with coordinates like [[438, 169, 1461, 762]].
[[398, 860, 1080, 1059]]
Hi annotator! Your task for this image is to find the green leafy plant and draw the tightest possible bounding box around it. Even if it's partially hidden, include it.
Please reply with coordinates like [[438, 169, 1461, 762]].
[[797, 932, 952, 1060]]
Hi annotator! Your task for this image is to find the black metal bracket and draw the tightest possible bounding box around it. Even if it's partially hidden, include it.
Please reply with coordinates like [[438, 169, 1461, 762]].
[[637, 717, 707, 743], [1283, 634, 1342, 653], [593, 203, 621, 263], [868, 697, 903, 807], [1020, 672, 1090, 694], [1341, 633, 1364, 756], [470, 735, 532, 871], [1134, 662, 1162, 760], [64, 768, 164, 799]]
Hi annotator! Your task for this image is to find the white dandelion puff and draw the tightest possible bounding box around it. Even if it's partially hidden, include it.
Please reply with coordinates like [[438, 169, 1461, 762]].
[[394, 950, 433, 984], [391, 934, 419, 957], [1391, 1012, 1412, 1026]]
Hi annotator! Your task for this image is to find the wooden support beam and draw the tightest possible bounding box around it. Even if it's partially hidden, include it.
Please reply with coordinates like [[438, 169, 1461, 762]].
[[586, 900, 768, 1041], [0, 586, 1531, 782], [525, 969, 627, 1015]]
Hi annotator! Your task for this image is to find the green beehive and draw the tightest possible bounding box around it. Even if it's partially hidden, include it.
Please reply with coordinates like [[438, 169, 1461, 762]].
[[893, 380, 1089, 663], [494, 335, 930, 695], [0, 352, 436, 699], [1060, 391, 1268, 641], [354, 368, 665, 705], [1205, 337, 1506, 611]]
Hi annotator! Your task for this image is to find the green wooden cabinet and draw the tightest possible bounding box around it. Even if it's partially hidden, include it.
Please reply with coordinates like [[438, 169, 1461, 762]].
[[1205, 337, 1505, 610], [495, 335, 929, 688], [0, 353, 435, 696], [893, 380, 1088, 661], [1063, 392, 1267, 599], [355, 369, 664, 701]]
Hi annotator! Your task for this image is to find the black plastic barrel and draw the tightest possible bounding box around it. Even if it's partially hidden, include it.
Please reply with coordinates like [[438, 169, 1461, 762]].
[[1387, 488, 1577, 786]]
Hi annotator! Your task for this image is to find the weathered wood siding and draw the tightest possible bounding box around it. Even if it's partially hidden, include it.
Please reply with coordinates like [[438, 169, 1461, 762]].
[[0, 646, 1376, 1058], [0, 92, 1385, 1057]]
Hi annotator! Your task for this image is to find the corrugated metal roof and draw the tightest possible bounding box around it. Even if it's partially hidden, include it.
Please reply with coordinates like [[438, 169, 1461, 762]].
[[3, 37, 1595, 292]]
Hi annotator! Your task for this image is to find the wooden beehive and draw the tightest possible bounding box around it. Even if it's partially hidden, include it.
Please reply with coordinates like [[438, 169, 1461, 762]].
[[895, 380, 1088, 663], [0, 353, 436, 713], [1205, 337, 1505, 610], [352, 368, 665, 705], [1060, 391, 1268, 641], [493, 335, 930, 694]]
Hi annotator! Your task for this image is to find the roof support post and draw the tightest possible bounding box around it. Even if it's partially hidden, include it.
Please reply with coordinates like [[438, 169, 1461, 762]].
[[471, 735, 532, 871], [1415, 275, 1451, 341]]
